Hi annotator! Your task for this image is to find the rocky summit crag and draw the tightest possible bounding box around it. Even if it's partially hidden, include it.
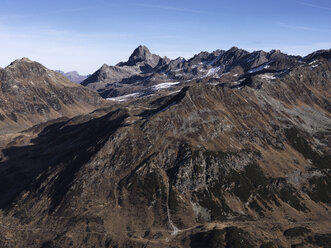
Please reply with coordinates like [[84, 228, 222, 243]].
[[0, 47, 330, 248]]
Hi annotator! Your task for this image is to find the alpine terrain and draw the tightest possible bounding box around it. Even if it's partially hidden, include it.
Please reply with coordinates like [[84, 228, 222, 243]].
[[0, 46, 330, 248]]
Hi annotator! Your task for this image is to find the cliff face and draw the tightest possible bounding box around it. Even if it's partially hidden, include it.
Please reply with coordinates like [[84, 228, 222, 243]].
[[0, 55, 330, 247], [0, 58, 105, 134]]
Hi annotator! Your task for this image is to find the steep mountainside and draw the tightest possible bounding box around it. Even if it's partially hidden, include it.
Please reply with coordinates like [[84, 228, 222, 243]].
[[82, 46, 303, 99], [0, 58, 106, 134], [0, 54, 330, 247]]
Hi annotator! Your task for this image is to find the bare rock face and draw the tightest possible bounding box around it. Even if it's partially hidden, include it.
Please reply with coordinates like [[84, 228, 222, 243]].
[[0, 58, 105, 134], [0, 54, 330, 247]]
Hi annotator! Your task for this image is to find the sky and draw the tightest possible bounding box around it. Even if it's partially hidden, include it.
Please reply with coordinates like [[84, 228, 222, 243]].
[[0, 0, 330, 74]]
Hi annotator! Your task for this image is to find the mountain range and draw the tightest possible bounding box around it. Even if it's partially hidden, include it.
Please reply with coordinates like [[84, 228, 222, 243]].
[[0, 46, 330, 248], [81, 46, 330, 100], [56, 70, 89, 84]]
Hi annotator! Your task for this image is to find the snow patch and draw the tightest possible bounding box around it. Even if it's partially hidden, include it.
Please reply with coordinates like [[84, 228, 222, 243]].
[[168, 90, 181, 95], [176, 57, 186, 63], [204, 66, 221, 77], [309, 60, 318, 65], [259, 74, 276, 80], [309, 60, 319, 68], [151, 81, 180, 90], [106, 92, 140, 102], [106, 82, 181, 102], [248, 63, 271, 73]]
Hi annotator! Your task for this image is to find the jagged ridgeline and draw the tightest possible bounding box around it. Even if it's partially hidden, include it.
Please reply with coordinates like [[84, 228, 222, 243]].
[[0, 47, 330, 247], [81, 45, 307, 99]]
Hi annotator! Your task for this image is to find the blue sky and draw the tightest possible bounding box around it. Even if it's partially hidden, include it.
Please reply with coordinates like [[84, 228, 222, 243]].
[[0, 0, 330, 74]]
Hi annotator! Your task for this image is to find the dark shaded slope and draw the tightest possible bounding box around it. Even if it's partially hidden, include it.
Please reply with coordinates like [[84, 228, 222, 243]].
[[0, 109, 128, 209]]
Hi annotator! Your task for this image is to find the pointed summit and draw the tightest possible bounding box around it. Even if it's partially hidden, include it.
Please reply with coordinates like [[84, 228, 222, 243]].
[[229, 46, 239, 51], [21, 57, 33, 62], [9, 57, 34, 67], [6, 57, 48, 76], [118, 45, 163, 68], [129, 45, 152, 62]]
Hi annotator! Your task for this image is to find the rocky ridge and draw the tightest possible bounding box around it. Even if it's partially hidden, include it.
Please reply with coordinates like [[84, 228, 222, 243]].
[[82, 46, 309, 99]]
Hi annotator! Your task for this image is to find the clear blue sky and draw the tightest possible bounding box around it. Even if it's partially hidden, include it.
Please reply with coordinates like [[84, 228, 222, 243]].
[[0, 0, 330, 74]]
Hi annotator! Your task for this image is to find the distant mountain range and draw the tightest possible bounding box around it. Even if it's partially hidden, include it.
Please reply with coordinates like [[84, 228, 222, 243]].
[[82, 45, 331, 99], [56, 70, 89, 83]]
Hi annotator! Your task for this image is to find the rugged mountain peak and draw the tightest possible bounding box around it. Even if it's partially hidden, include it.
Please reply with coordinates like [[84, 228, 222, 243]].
[[129, 45, 152, 61], [101, 63, 109, 70], [304, 49, 331, 62], [219, 47, 249, 62], [20, 57, 33, 63], [175, 57, 186, 62], [8, 57, 34, 67], [5, 58, 49, 79], [270, 49, 281, 55], [226, 46, 248, 55], [10, 57, 33, 64], [228, 46, 239, 51], [118, 45, 162, 68]]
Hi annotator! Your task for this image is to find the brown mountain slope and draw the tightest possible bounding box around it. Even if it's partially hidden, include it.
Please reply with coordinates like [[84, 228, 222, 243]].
[[0, 58, 106, 134], [0, 59, 330, 247]]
